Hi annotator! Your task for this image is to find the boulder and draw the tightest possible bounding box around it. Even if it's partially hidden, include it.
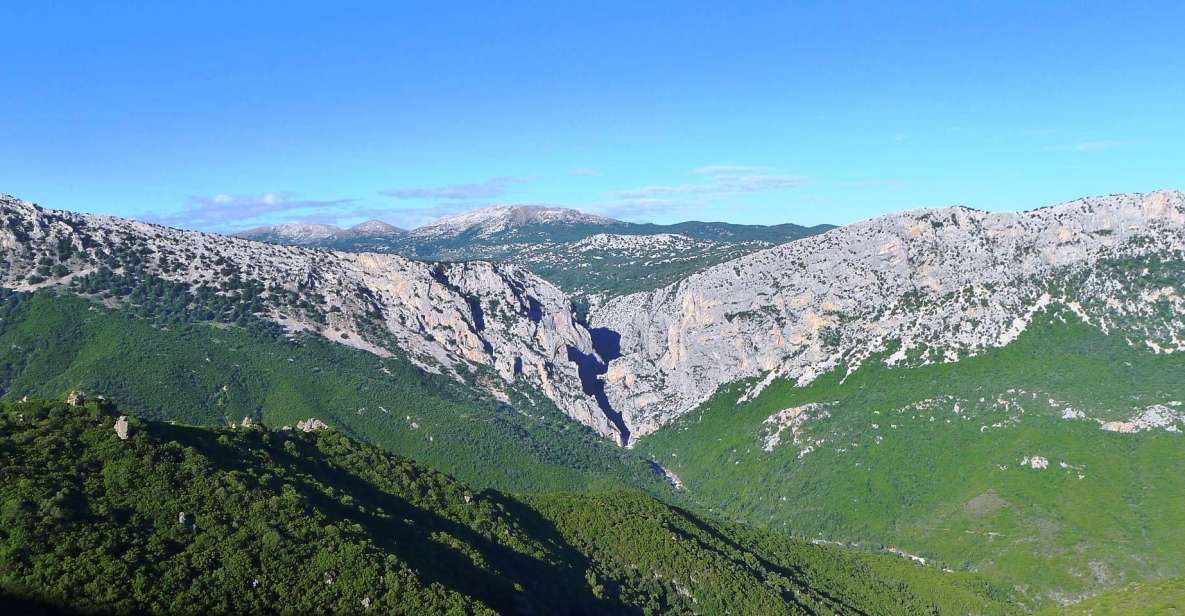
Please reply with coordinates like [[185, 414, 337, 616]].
[[297, 418, 329, 432], [114, 415, 130, 440]]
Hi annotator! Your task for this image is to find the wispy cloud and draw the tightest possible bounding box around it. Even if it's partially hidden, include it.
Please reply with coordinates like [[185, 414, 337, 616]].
[[615, 173, 807, 200], [144, 192, 358, 232], [143, 179, 529, 233], [568, 168, 600, 176], [691, 164, 772, 175], [839, 179, 907, 189], [1071, 140, 1124, 151], [599, 165, 807, 221], [379, 177, 525, 200], [592, 198, 691, 221], [1047, 140, 1124, 152]]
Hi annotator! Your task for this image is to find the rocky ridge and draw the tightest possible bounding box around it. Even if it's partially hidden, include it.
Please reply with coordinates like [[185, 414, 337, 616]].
[[0, 195, 619, 439], [593, 190, 1185, 439]]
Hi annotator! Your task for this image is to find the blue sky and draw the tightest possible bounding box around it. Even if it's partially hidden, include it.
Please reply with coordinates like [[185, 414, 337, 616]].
[[2, 1, 1182, 232]]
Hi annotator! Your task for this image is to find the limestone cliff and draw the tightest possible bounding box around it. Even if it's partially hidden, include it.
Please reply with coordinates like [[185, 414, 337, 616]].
[[594, 190, 1185, 439]]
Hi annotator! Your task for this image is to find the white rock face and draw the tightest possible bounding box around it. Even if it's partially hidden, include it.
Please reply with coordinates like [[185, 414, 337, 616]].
[[1100, 405, 1185, 433], [1020, 456, 1049, 470], [296, 418, 330, 432], [114, 415, 130, 440], [594, 190, 1185, 439], [0, 195, 613, 438], [411, 204, 615, 240], [761, 403, 834, 454]]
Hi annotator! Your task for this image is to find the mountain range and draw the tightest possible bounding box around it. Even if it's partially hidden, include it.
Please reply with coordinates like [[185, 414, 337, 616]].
[[236, 204, 834, 301], [2, 189, 1185, 612], [236, 219, 407, 245]]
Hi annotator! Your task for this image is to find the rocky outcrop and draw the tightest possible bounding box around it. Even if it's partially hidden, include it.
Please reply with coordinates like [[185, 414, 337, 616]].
[[296, 418, 330, 432], [594, 190, 1185, 439], [114, 415, 130, 440], [0, 195, 615, 439], [1099, 405, 1185, 433]]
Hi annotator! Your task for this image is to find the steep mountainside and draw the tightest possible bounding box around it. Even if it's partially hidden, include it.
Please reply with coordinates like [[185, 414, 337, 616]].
[[635, 307, 1185, 603], [0, 195, 623, 440], [0, 397, 1013, 615], [0, 289, 674, 496], [1044, 577, 1185, 615], [601, 188, 1185, 605], [503, 233, 771, 300], [596, 190, 1185, 437]]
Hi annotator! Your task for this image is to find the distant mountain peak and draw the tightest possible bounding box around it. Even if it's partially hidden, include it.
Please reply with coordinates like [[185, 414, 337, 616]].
[[235, 222, 343, 244], [236, 219, 406, 244], [412, 204, 618, 239], [348, 219, 406, 237]]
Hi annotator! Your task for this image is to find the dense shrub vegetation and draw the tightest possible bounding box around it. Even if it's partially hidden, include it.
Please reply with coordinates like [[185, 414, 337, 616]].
[[1042, 577, 1185, 615], [0, 397, 1012, 614]]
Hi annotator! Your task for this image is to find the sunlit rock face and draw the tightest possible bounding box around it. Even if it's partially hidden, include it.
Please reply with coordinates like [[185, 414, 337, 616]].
[[3, 190, 1184, 446], [0, 194, 613, 438], [594, 190, 1185, 439]]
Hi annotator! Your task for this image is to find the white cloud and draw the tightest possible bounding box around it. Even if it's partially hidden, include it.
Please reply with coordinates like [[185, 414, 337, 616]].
[[598, 165, 807, 221], [143, 192, 357, 232]]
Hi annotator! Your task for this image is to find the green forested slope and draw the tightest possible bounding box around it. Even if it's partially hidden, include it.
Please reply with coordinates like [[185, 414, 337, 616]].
[[0, 398, 1012, 615], [1045, 577, 1185, 615], [636, 307, 1185, 607], [0, 289, 671, 497]]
